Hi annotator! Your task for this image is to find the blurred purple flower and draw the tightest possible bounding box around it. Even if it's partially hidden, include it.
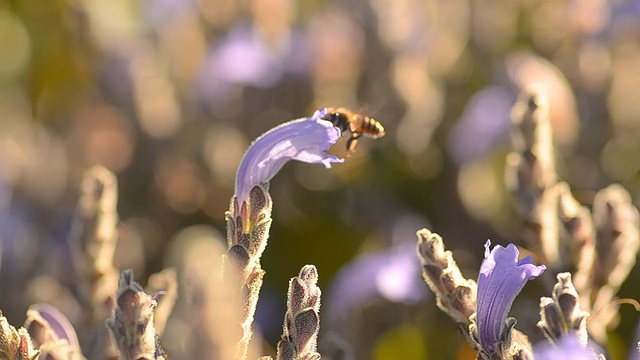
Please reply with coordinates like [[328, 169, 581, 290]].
[[589, 0, 640, 39], [325, 244, 429, 326], [234, 108, 343, 203], [476, 240, 546, 353], [209, 30, 281, 88], [198, 23, 312, 105], [447, 86, 513, 165], [533, 333, 602, 359]]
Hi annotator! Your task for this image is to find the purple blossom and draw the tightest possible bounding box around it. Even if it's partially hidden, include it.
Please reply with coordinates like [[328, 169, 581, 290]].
[[476, 240, 546, 353], [197, 23, 312, 106], [533, 333, 602, 359], [447, 86, 513, 165], [234, 108, 343, 203], [324, 244, 429, 326]]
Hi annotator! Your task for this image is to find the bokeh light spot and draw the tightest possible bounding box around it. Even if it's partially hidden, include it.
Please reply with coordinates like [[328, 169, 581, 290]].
[[458, 158, 503, 221], [0, 10, 31, 79]]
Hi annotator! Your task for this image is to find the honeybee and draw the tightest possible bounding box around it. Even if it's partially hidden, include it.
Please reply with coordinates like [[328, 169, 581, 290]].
[[322, 107, 385, 152]]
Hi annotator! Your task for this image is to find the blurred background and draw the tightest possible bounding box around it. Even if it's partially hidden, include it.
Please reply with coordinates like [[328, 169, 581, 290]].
[[1, 0, 640, 358]]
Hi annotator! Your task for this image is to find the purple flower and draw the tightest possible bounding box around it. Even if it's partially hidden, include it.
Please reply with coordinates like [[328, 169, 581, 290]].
[[324, 244, 429, 327], [234, 108, 343, 203], [534, 333, 602, 359], [476, 240, 546, 353], [447, 86, 513, 165], [197, 23, 312, 106]]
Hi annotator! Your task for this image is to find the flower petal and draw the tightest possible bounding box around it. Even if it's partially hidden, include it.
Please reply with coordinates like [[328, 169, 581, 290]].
[[476, 240, 546, 353], [533, 333, 602, 359], [27, 303, 80, 348], [235, 108, 343, 203]]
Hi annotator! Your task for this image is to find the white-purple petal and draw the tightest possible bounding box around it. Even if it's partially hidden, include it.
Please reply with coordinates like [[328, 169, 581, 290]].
[[476, 240, 546, 353], [234, 108, 343, 203]]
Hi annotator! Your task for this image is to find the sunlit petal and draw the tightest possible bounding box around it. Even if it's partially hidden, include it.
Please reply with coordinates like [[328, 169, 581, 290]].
[[476, 240, 546, 352], [235, 108, 343, 203]]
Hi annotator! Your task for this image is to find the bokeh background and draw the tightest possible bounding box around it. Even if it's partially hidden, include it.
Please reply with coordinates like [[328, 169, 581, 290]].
[[1, 0, 640, 358]]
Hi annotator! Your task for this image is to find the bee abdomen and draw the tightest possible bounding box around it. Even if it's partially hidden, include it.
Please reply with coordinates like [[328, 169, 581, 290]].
[[363, 117, 385, 138]]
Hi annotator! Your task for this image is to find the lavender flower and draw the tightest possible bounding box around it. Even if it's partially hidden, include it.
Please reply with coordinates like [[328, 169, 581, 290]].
[[234, 108, 343, 203], [476, 240, 546, 354], [533, 332, 603, 359], [326, 244, 428, 326]]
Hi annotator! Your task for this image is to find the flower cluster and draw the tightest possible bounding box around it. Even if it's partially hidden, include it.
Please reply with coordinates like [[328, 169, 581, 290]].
[[0, 100, 638, 360], [415, 89, 640, 359], [5, 0, 640, 358]]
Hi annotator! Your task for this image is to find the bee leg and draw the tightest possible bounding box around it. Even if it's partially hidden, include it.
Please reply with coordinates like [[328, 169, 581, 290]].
[[346, 133, 361, 152]]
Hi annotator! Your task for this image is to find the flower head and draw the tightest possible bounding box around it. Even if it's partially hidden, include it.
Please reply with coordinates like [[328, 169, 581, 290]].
[[476, 240, 546, 353], [234, 108, 343, 203]]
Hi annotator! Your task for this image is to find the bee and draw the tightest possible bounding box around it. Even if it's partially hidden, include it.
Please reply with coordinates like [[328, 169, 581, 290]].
[[322, 107, 385, 152]]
